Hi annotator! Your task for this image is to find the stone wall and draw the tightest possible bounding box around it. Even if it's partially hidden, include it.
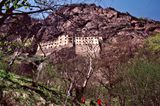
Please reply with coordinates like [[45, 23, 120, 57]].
[[36, 35, 102, 57], [75, 36, 102, 45], [75, 36, 102, 57], [36, 35, 72, 56], [75, 44, 101, 57]]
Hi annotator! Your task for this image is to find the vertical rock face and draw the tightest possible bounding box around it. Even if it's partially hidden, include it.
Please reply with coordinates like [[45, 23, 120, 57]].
[[0, 15, 32, 41], [0, 15, 44, 55], [1, 4, 160, 43], [0, 14, 44, 42], [0, 3, 160, 59], [37, 3, 160, 61], [41, 4, 160, 42]]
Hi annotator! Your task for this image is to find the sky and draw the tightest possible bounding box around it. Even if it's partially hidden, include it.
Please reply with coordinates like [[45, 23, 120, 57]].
[[28, 0, 160, 21], [83, 0, 160, 21]]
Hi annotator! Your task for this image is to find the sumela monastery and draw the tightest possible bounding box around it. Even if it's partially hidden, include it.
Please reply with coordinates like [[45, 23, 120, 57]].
[[36, 35, 103, 57]]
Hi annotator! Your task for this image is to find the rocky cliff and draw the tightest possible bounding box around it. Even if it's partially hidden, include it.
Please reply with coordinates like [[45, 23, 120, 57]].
[[41, 3, 160, 64], [42, 3, 160, 42], [1, 3, 160, 60]]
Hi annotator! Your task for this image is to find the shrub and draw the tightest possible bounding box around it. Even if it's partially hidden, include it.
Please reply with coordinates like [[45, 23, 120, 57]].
[[117, 58, 160, 106], [0, 51, 8, 70], [145, 33, 160, 53]]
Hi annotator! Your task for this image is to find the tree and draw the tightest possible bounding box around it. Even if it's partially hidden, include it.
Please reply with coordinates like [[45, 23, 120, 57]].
[[0, 0, 30, 26], [98, 56, 124, 106], [0, 0, 64, 26], [97, 39, 140, 106], [53, 56, 95, 104], [116, 58, 160, 106]]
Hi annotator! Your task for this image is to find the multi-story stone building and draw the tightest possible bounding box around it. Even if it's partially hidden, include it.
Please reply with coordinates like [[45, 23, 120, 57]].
[[36, 35, 102, 57]]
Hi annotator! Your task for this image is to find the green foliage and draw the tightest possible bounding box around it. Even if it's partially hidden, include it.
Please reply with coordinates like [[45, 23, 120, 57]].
[[0, 40, 22, 55], [0, 39, 33, 71], [3, 0, 30, 12], [36, 63, 66, 91], [0, 70, 67, 105], [145, 33, 160, 53], [117, 58, 160, 105], [0, 51, 8, 70]]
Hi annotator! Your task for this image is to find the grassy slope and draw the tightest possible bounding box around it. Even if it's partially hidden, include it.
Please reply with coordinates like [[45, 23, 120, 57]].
[[0, 70, 66, 106]]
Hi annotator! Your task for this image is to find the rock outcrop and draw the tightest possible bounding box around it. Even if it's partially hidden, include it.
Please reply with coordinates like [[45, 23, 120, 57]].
[[41, 3, 160, 42], [1, 3, 160, 62], [39, 3, 160, 63]]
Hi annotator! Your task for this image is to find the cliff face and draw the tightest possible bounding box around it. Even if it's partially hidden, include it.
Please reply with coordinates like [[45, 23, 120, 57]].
[[0, 15, 41, 41], [39, 3, 160, 64], [1, 3, 160, 59], [41, 3, 160, 42], [1, 4, 160, 42], [1, 4, 160, 44]]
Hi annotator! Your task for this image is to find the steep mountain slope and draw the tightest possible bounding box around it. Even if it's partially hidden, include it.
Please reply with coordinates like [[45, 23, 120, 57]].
[[0, 15, 42, 41], [1, 4, 160, 43], [39, 3, 160, 64], [1, 3, 160, 62], [41, 3, 160, 42]]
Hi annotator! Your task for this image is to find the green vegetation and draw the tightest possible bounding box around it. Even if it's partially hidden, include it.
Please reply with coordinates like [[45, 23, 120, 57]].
[[0, 69, 67, 105], [116, 58, 160, 105], [1, 31, 160, 105], [112, 33, 160, 105], [145, 33, 160, 53], [0, 52, 8, 70]]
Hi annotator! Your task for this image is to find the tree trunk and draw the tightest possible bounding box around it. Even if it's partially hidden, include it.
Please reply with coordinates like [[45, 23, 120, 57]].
[[75, 86, 84, 102], [64, 82, 74, 106], [119, 95, 125, 106], [107, 89, 112, 106]]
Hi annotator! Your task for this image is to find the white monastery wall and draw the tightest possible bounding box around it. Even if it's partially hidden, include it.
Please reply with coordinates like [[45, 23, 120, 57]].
[[36, 35, 102, 57]]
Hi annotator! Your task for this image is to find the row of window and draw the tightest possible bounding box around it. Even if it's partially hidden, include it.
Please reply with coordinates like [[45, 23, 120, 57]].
[[40, 41, 99, 48], [40, 37, 100, 45], [41, 41, 68, 46], [75, 37, 99, 40], [39, 38, 100, 48], [75, 40, 98, 44], [75, 40, 98, 42], [58, 37, 99, 41]]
